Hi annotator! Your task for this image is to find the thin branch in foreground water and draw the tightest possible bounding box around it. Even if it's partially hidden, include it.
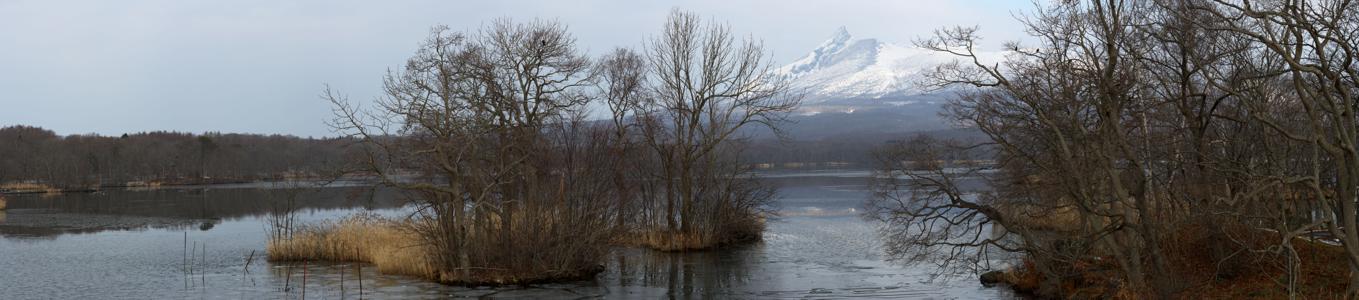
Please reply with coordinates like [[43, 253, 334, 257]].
[[201, 242, 206, 287], [189, 241, 196, 288], [183, 232, 188, 290], [355, 248, 362, 299], [242, 250, 255, 287], [301, 259, 308, 299]]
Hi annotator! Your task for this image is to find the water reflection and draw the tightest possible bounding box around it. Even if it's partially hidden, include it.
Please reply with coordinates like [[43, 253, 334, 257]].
[[0, 173, 1015, 299], [0, 184, 403, 238], [254, 245, 770, 299], [605, 245, 761, 298]]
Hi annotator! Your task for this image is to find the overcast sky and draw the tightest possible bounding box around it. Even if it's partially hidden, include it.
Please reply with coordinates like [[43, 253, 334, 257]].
[[0, 0, 1031, 137]]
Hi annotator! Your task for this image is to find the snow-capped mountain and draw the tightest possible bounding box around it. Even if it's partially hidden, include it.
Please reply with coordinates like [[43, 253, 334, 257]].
[[759, 27, 1003, 139], [775, 27, 997, 103]]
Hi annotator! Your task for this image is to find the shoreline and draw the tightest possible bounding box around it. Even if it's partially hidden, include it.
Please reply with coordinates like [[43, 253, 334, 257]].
[[0, 177, 379, 195]]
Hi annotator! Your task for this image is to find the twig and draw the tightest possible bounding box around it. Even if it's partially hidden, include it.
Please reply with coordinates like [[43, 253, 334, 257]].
[[183, 232, 188, 290], [242, 250, 255, 281], [284, 265, 291, 294], [201, 242, 207, 287], [356, 248, 362, 299], [301, 259, 308, 299], [190, 241, 196, 288], [237, 250, 256, 300], [339, 263, 345, 300], [356, 247, 361, 298]]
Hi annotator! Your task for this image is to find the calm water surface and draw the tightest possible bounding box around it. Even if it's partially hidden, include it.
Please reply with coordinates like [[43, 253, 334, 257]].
[[0, 173, 1014, 299]]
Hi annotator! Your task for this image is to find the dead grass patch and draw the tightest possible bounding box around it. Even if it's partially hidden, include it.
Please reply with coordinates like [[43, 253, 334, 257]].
[[267, 212, 609, 285], [266, 213, 434, 279]]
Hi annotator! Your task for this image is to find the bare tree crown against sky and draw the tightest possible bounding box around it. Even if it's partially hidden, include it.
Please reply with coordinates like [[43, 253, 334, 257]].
[[0, 0, 1027, 137]]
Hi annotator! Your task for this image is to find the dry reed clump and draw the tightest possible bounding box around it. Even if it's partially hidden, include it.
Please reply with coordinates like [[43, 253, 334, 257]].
[[266, 213, 434, 279], [416, 207, 615, 285], [0, 195, 7, 210], [627, 231, 712, 251], [626, 215, 766, 252]]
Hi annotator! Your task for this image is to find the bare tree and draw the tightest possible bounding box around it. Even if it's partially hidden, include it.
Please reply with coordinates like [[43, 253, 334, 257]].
[[596, 48, 648, 232], [632, 9, 800, 250], [1194, 0, 1359, 296], [325, 19, 613, 284], [871, 0, 1356, 297]]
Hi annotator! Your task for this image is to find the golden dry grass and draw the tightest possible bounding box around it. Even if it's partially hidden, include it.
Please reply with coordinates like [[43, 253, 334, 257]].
[[125, 181, 163, 188], [269, 211, 614, 285], [994, 201, 1083, 233], [266, 214, 434, 279], [1, 182, 47, 190], [0, 195, 7, 210], [625, 230, 713, 251], [0, 183, 59, 194]]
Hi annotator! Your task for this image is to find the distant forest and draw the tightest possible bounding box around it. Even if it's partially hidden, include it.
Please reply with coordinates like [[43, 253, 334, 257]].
[[743, 127, 990, 169], [0, 125, 354, 189], [0, 124, 922, 189]]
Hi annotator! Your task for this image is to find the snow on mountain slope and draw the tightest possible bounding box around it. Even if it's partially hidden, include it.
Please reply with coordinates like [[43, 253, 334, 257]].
[[756, 27, 1007, 138], [775, 27, 1000, 103]]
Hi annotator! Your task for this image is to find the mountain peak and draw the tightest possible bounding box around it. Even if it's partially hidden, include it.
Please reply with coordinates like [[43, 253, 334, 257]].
[[814, 27, 854, 59], [779, 27, 873, 78], [776, 28, 1004, 103], [829, 26, 851, 44]]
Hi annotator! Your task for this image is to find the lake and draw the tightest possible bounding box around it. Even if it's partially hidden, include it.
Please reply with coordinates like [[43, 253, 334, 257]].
[[0, 172, 1015, 299]]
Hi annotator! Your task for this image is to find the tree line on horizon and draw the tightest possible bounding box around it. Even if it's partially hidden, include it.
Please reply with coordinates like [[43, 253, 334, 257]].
[[0, 121, 902, 192], [0, 125, 354, 189]]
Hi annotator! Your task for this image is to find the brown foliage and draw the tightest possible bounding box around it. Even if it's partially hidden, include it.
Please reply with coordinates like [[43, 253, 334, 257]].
[[998, 224, 1347, 299]]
